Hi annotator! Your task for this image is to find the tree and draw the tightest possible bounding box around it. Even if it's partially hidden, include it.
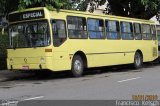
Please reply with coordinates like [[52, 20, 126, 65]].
[[0, 0, 19, 17], [18, 0, 72, 10], [72, 0, 160, 20], [0, 0, 72, 17], [0, 0, 159, 20], [106, 0, 160, 19]]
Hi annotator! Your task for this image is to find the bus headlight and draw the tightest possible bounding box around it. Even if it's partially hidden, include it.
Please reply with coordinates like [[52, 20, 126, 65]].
[[40, 58, 45, 64]]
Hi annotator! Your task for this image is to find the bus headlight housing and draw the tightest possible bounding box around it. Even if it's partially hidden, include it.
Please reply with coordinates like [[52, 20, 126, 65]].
[[10, 58, 13, 64], [40, 58, 45, 64]]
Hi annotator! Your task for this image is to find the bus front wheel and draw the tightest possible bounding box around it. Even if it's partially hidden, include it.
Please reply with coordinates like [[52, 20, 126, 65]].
[[71, 55, 84, 77], [134, 52, 143, 69]]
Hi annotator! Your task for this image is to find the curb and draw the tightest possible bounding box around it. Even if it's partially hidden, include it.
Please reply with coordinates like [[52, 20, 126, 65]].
[[0, 77, 8, 82]]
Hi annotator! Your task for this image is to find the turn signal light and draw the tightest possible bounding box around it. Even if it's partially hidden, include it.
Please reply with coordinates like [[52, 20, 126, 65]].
[[45, 49, 52, 52]]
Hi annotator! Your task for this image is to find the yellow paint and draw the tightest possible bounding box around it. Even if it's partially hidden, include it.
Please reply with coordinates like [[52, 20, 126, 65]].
[[7, 7, 158, 72]]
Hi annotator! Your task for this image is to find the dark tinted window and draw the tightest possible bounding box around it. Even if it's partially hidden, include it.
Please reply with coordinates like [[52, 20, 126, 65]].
[[134, 23, 142, 40], [67, 16, 87, 39], [120, 22, 133, 40], [88, 18, 105, 39], [52, 20, 67, 47], [151, 25, 156, 40], [141, 24, 151, 40], [106, 20, 120, 39]]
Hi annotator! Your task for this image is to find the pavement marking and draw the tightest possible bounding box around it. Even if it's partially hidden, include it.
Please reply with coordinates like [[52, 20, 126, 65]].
[[0, 101, 19, 106], [117, 77, 142, 83], [0, 96, 44, 106], [24, 96, 44, 101]]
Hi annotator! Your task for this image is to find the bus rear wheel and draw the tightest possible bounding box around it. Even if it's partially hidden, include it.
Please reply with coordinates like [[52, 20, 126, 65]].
[[134, 52, 143, 69], [71, 55, 84, 77]]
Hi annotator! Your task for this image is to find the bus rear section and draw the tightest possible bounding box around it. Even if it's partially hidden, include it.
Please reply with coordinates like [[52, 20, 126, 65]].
[[157, 25, 160, 62]]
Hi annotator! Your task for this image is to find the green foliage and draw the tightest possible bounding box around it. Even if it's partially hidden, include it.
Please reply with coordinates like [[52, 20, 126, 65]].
[[0, 0, 72, 16], [106, 0, 160, 19], [0, 0, 19, 16], [73, 0, 160, 20], [0, 0, 159, 21], [0, 33, 9, 69], [122, 0, 158, 19], [18, 0, 72, 11]]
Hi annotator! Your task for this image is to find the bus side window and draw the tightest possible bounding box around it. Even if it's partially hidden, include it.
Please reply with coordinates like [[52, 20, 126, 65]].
[[141, 24, 152, 40], [52, 20, 67, 47], [88, 18, 105, 39], [151, 25, 156, 40], [106, 20, 120, 39], [134, 23, 142, 40], [120, 22, 133, 40], [157, 30, 160, 49], [67, 16, 87, 39]]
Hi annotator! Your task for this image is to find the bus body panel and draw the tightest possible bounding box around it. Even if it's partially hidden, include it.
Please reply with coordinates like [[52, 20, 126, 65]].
[[7, 7, 158, 72]]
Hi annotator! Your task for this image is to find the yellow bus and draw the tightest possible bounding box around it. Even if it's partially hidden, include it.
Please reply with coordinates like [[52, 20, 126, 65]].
[[7, 7, 158, 77], [156, 25, 160, 62]]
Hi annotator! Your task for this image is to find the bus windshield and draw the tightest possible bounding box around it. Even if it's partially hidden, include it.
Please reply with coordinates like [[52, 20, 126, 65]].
[[9, 20, 50, 48]]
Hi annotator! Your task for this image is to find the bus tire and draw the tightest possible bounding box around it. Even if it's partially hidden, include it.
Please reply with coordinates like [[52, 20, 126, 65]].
[[158, 57, 160, 63], [134, 52, 143, 69], [71, 55, 84, 77]]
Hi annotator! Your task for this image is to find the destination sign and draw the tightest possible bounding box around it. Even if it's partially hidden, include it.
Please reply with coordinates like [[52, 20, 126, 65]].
[[9, 10, 45, 22]]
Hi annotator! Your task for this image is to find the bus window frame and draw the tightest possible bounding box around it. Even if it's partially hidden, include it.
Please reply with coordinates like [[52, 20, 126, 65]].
[[51, 19, 67, 47], [150, 24, 157, 40], [8, 19, 51, 49], [133, 23, 142, 40], [120, 21, 134, 40], [67, 15, 88, 39], [141, 24, 152, 40], [87, 17, 105, 39], [105, 19, 121, 40]]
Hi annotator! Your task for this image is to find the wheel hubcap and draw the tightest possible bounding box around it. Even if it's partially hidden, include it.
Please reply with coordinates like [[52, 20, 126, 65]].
[[74, 60, 82, 73], [135, 54, 141, 66]]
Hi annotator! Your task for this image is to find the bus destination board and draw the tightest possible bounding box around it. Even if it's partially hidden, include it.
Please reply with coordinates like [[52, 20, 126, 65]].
[[9, 10, 45, 22]]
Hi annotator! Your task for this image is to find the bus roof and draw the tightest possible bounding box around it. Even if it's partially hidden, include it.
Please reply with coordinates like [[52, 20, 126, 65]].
[[9, 7, 155, 24]]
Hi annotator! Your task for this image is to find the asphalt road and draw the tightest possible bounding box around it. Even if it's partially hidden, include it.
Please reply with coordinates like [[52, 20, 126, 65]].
[[0, 63, 160, 105]]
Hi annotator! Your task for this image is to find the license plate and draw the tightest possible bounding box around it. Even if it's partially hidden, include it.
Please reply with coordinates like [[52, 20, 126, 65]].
[[22, 66, 29, 70]]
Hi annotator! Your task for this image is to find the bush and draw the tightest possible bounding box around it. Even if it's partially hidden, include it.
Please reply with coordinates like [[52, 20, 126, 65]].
[[0, 33, 9, 70]]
